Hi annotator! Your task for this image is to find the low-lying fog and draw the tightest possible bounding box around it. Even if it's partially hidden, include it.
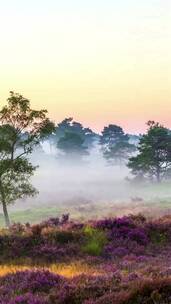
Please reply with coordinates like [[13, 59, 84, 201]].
[[9, 142, 171, 214]]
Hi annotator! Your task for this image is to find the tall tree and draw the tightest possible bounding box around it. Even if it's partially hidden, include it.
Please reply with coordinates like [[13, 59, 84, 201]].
[[52, 118, 97, 149], [57, 131, 88, 159], [100, 124, 135, 165], [0, 91, 54, 226], [128, 121, 171, 182]]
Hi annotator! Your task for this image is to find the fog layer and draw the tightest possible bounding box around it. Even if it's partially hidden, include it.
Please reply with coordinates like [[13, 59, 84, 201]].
[[9, 142, 171, 214]]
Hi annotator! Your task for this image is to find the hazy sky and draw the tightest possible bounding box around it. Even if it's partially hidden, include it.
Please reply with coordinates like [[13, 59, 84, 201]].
[[0, 0, 170, 134]]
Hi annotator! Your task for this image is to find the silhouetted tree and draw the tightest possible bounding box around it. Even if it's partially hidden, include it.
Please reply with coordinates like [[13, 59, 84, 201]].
[[128, 121, 171, 183], [0, 92, 54, 226]]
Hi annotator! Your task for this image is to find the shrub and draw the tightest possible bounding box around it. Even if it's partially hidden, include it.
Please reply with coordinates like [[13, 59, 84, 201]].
[[8, 293, 48, 304], [31, 225, 42, 236], [31, 243, 78, 262], [40, 214, 70, 229], [95, 216, 136, 230], [127, 228, 149, 246], [146, 221, 171, 245], [82, 240, 103, 256], [0, 270, 64, 293], [82, 227, 107, 256], [104, 245, 128, 258], [47, 274, 120, 304], [148, 228, 168, 245], [94, 278, 171, 304], [9, 223, 26, 235], [42, 229, 82, 245], [121, 278, 171, 304]]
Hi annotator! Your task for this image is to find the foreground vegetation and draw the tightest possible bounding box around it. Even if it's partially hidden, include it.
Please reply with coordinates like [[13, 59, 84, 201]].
[[0, 213, 171, 303]]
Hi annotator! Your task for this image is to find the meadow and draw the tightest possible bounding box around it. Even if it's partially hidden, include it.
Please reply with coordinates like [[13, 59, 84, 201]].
[[0, 212, 171, 303]]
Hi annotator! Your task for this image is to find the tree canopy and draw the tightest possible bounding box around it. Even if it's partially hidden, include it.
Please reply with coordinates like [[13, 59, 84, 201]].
[[57, 131, 89, 159], [50, 117, 98, 160], [52, 117, 97, 148], [128, 121, 171, 182], [0, 91, 54, 226], [100, 124, 135, 165]]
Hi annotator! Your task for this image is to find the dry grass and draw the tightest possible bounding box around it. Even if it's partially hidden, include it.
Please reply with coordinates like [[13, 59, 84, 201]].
[[0, 261, 101, 278]]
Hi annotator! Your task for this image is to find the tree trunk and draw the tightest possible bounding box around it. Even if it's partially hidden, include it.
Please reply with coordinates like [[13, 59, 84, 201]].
[[0, 180, 10, 227], [156, 167, 161, 183], [2, 199, 10, 227]]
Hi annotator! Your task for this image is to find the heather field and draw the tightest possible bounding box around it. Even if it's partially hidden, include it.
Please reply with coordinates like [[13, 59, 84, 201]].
[[0, 213, 171, 303]]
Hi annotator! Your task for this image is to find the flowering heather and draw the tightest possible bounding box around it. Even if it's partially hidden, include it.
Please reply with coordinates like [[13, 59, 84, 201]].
[[95, 216, 136, 230], [31, 243, 79, 262], [104, 245, 129, 258], [127, 228, 149, 245], [40, 213, 70, 228], [0, 269, 171, 303], [8, 293, 48, 304], [0, 214, 171, 302]]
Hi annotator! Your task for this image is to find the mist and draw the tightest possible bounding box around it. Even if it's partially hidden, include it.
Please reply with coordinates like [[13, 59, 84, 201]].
[[7, 141, 171, 220]]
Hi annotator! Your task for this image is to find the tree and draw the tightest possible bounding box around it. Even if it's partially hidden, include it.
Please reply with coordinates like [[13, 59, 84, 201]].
[[100, 124, 135, 165], [51, 118, 97, 149], [0, 91, 54, 226], [128, 121, 171, 183], [57, 131, 88, 159]]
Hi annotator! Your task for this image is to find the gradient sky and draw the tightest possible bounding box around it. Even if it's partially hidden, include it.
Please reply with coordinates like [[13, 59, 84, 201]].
[[0, 0, 170, 134]]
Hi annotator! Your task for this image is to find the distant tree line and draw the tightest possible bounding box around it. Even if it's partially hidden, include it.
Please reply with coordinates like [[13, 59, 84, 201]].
[[48, 117, 171, 183], [0, 92, 171, 226], [49, 118, 138, 163]]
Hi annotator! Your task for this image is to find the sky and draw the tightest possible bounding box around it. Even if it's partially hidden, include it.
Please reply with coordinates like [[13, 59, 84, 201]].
[[0, 0, 170, 134]]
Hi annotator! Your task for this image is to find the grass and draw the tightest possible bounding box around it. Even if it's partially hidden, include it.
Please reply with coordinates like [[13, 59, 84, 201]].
[[0, 261, 101, 278], [0, 180, 171, 227], [0, 207, 63, 227], [0, 203, 121, 227]]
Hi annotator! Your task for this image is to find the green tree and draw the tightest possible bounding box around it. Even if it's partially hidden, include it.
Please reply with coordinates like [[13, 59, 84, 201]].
[[100, 124, 135, 165], [128, 121, 171, 183], [0, 91, 54, 226], [51, 118, 97, 149], [57, 131, 88, 159]]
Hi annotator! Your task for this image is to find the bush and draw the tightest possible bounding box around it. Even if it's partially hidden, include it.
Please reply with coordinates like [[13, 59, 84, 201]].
[[8, 293, 48, 304], [42, 229, 82, 245], [94, 278, 171, 304], [95, 216, 136, 230], [82, 226, 107, 256], [127, 228, 149, 246], [40, 214, 69, 229], [31, 243, 78, 262], [121, 278, 171, 304], [0, 270, 64, 294]]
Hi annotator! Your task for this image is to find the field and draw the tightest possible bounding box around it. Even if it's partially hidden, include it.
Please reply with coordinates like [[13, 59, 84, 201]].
[[1, 199, 171, 227], [1, 172, 171, 303], [0, 212, 171, 303]]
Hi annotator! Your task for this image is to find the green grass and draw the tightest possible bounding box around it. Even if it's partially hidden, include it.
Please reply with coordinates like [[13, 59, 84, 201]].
[[0, 203, 105, 227], [0, 205, 89, 227], [82, 226, 107, 256], [0, 207, 63, 227], [0, 180, 171, 227]]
